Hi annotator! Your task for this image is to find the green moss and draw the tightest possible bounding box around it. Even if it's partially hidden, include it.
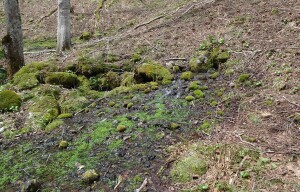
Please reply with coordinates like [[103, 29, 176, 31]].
[[292, 114, 300, 123], [131, 53, 142, 62], [80, 31, 91, 40], [59, 141, 68, 149], [14, 73, 39, 90], [216, 51, 230, 63], [109, 101, 116, 107], [169, 122, 180, 130], [45, 119, 64, 132], [59, 91, 89, 113], [238, 73, 251, 82], [0, 90, 21, 112], [216, 110, 225, 116], [185, 95, 195, 102], [105, 71, 121, 89], [57, 113, 73, 119], [189, 57, 200, 72], [215, 181, 233, 192], [189, 81, 201, 90], [136, 63, 174, 84], [116, 125, 127, 132], [32, 84, 61, 99], [127, 102, 134, 109], [120, 72, 136, 86], [45, 72, 79, 88], [210, 72, 219, 79], [76, 56, 105, 76], [210, 100, 218, 106], [23, 38, 56, 51], [199, 85, 208, 91], [198, 120, 212, 134], [13, 62, 57, 89], [82, 170, 99, 183], [27, 95, 59, 129], [180, 71, 194, 81], [170, 153, 207, 182], [194, 90, 205, 99]]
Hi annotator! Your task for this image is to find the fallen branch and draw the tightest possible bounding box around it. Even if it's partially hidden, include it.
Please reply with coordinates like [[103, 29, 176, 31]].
[[38, 8, 57, 23], [164, 58, 187, 61], [135, 178, 148, 192], [23, 50, 56, 55], [134, 15, 165, 29]]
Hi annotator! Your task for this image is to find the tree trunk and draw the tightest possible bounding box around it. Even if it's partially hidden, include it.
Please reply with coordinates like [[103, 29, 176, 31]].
[[2, 0, 24, 79], [57, 0, 71, 53]]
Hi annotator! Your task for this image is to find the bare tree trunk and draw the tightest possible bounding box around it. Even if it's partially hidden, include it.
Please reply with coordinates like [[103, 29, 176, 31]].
[[57, 0, 71, 53], [2, 0, 24, 79]]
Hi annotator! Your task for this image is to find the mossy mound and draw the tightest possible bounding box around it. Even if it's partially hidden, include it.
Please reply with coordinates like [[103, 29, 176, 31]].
[[135, 63, 174, 84], [12, 62, 57, 90], [76, 56, 105, 76], [120, 72, 136, 87], [170, 152, 208, 182], [194, 90, 205, 99], [26, 96, 59, 129], [82, 169, 99, 183], [80, 31, 91, 40], [59, 91, 89, 113], [45, 119, 64, 132], [0, 90, 21, 112], [189, 37, 230, 73], [189, 81, 201, 90], [32, 84, 62, 99], [45, 72, 79, 88]]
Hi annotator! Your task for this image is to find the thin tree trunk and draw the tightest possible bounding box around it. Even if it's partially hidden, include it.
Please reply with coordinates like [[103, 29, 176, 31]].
[[2, 0, 24, 79], [57, 0, 71, 53]]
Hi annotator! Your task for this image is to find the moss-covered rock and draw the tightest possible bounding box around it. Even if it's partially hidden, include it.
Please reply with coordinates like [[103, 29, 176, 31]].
[[26, 95, 59, 129], [32, 84, 62, 99], [135, 63, 174, 84], [117, 125, 127, 132], [82, 169, 99, 183], [13, 73, 39, 90], [185, 95, 195, 102], [59, 140, 68, 149], [0, 90, 21, 112], [180, 71, 194, 81], [194, 90, 205, 99], [12, 62, 57, 90], [105, 71, 121, 89], [45, 72, 79, 88], [59, 91, 89, 113], [189, 38, 230, 73], [76, 56, 105, 76]]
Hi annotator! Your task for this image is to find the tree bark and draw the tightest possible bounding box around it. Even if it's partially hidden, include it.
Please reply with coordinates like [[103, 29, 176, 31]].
[[57, 0, 71, 53], [2, 0, 25, 79]]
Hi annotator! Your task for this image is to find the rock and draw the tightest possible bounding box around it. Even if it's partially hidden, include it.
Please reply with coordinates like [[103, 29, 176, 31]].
[[59, 140, 68, 149], [185, 96, 195, 102], [82, 169, 99, 183], [117, 125, 127, 132], [21, 179, 41, 192], [180, 71, 194, 81], [0, 90, 22, 112], [45, 72, 79, 88], [135, 63, 174, 84]]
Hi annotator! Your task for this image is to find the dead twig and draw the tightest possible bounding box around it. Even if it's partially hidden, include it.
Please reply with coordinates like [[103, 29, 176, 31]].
[[135, 178, 148, 192], [282, 96, 300, 107], [134, 15, 165, 29], [38, 8, 57, 23], [164, 58, 187, 61]]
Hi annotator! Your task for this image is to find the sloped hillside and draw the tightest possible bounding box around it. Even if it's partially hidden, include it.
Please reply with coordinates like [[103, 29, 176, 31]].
[[0, 0, 299, 191]]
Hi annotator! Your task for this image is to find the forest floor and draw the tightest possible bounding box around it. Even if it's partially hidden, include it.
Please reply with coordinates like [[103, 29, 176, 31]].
[[0, 0, 299, 191]]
